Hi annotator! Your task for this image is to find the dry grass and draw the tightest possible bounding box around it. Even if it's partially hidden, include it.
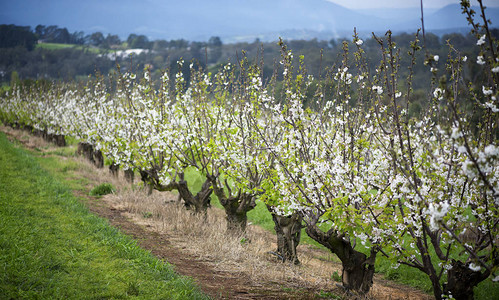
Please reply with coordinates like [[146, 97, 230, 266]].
[[1, 126, 49, 150], [103, 187, 339, 291], [101, 186, 431, 299], [92, 166, 431, 299]]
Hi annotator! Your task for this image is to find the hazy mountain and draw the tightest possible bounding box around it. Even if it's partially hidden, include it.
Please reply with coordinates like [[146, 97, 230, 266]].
[[0, 0, 497, 42], [425, 4, 499, 30]]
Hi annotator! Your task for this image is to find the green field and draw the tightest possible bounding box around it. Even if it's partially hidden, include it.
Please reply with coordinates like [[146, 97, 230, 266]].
[[0, 132, 208, 299], [36, 42, 107, 54]]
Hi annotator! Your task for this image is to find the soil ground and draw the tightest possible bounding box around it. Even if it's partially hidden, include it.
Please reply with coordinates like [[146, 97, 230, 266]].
[[1, 126, 434, 300]]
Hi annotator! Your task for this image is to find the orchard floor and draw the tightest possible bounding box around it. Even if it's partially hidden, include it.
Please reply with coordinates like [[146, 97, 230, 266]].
[[1, 125, 433, 300]]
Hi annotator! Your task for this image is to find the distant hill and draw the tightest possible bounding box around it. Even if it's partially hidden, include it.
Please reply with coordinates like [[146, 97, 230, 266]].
[[1, 0, 498, 42], [426, 4, 499, 30]]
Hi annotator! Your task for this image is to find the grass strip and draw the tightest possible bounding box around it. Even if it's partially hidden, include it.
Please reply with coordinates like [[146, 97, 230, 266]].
[[0, 132, 208, 299]]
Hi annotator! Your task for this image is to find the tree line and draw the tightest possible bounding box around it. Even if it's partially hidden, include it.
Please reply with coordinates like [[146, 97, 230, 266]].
[[1, 23, 495, 84], [1, 20, 497, 124]]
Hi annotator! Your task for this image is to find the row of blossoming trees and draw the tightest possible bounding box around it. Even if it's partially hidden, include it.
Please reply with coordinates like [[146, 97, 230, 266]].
[[1, 1, 498, 299]]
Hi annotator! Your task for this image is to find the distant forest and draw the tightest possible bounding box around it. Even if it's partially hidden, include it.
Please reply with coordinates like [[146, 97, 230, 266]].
[[1, 24, 496, 93]]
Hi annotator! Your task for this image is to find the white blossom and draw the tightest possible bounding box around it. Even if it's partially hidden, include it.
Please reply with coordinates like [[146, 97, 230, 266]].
[[484, 144, 499, 157], [482, 86, 493, 96], [451, 127, 463, 139], [427, 201, 450, 231], [468, 263, 481, 272], [372, 85, 383, 95], [433, 87, 445, 100], [477, 35, 486, 46], [477, 55, 486, 65]]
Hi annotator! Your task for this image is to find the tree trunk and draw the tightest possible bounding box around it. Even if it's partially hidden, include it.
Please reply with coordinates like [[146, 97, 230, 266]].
[[226, 209, 248, 232], [23, 125, 33, 133], [268, 206, 302, 264], [306, 224, 376, 293], [208, 175, 256, 233], [221, 193, 256, 233], [77, 142, 95, 163], [442, 260, 489, 300], [124, 168, 134, 183], [139, 169, 154, 195], [177, 176, 212, 213], [109, 163, 120, 177], [340, 250, 376, 293], [54, 134, 66, 147], [33, 128, 43, 137], [47, 134, 66, 146], [93, 149, 104, 168]]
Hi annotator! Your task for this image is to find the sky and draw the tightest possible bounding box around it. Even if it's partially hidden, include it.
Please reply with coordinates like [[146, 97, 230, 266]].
[[327, 0, 499, 9]]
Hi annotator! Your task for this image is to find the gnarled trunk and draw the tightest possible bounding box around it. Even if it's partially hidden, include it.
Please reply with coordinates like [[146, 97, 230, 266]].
[[208, 175, 256, 232], [76, 142, 103, 168], [226, 209, 248, 232], [217, 191, 256, 232], [442, 260, 490, 300], [32, 128, 43, 137], [224, 193, 256, 232], [340, 250, 376, 292], [306, 224, 376, 293], [177, 174, 212, 213], [268, 206, 302, 264], [22, 125, 34, 133]]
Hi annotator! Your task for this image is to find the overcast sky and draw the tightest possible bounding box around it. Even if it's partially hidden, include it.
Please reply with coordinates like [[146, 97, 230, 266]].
[[327, 0, 499, 9]]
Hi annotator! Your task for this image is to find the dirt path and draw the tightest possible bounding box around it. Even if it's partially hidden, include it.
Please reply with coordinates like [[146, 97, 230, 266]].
[[85, 195, 336, 299], [2, 126, 433, 300]]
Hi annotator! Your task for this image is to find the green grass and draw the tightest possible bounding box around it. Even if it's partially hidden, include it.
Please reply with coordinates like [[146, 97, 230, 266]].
[[0, 133, 208, 299], [35, 42, 108, 54], [31, 150, 93, 192], [46, 144, 78, 157], [89, 183, 115, 196], [36, 42, 75, 50]]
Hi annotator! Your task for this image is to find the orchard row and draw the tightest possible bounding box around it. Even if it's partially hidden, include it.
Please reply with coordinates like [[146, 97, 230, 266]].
[[1, 7, 498, 300]]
